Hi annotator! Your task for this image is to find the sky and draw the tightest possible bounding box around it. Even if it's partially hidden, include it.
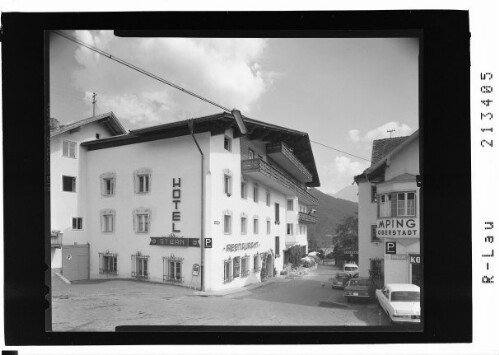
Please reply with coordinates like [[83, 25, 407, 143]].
[[50, 31, 419, 195]]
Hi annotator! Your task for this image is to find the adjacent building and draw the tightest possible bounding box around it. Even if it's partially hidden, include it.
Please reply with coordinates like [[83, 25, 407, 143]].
[[50, 113, 127, 274], [50, 111, 320, 292], [354, 131, 420, 286]]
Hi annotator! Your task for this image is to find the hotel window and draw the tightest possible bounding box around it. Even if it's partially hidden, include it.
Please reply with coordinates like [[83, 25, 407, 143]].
[[224, 174, 232, 196], [275, 203, 280, 224], [99, 252, 118, 274], [62, 140, 77, 158], [371, 185, 377, 202], [241, 255, 250, 277], [266, 191, 271, 206], [224, 212, 232, 235], [134, 168, 152, 194], [131, 253, 149, 279], [253, 184, 259, 203], [133, 208, 151, 233], [241, 215, 247, 234], [72, 217, 83, 230], [287, 199, 294, 211], [224, 135, 232, 152], [163, 255, 183, 283], [248, 148, 254, 159], [241, 181, 248, 199], [371, 225, 381, 242], [100, 209, 115, 233], [253, 217, 259, 234], [100, 172, 116, 197], [397, 192, 416, 216], [224, 258, 233, 283], [266, 219, 271, 235], [233, 257, 241, 278], [379, 194, 392, 218], [287, 223, 293, 236], [275, 236, 280, 257], [62, 175, 76, 192]]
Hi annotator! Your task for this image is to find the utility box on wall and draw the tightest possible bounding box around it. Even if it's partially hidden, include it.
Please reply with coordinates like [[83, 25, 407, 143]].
[[62, 244, 89, 281]]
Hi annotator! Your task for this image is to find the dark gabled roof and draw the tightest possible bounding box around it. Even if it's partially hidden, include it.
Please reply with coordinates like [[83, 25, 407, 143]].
[[80, 112, 320, 187], [50, 112, 127, 138], [354, 130, 419, 183], [370, 136, 409, 165]]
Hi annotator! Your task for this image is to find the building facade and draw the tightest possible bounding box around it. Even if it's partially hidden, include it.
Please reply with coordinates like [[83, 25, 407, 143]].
[[50, 113, 127, 269], [354, 131, 420, 286], [51, 112, 320, 292]]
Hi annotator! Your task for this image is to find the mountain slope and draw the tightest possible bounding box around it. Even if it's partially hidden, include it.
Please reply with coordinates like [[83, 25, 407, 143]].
[[332, 185, 358, 203], [308, 187, 358, 248]]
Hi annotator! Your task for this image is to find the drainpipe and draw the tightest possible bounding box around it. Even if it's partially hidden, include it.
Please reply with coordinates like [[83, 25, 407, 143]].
[[187, 120, 205, 292]]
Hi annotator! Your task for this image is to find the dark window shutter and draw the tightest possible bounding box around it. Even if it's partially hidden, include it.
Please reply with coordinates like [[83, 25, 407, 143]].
[[377, 198, 380, 218], [390, 193, 397, 217]]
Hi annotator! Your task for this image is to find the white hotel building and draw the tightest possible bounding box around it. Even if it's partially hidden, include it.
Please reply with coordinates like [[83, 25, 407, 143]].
[[50, 112, 320, 292], [354, 131, 420, 287]]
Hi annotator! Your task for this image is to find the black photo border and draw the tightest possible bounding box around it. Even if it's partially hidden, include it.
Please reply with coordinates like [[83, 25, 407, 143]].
[[2, 10, 471, 345]]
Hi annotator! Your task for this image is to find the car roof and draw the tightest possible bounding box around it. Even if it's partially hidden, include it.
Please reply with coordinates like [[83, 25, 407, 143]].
[[344, 263, 358, 267], [386, 283, 420, 292]]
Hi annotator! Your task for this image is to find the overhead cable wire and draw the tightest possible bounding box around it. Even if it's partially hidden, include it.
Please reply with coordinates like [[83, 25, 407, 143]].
[[52, 30, 233, 114], [54, 30, 371, 163], [310, 140, 371, 162]]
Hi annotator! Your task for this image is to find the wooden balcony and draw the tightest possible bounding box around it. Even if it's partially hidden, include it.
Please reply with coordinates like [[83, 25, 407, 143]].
[[242, 158, 318, 206], [298, 211, 319, 224], [266, 141, 313, 183]]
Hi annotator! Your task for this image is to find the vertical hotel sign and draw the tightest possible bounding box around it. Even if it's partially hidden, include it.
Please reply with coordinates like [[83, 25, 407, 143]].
[[172, 178, 181, 233]]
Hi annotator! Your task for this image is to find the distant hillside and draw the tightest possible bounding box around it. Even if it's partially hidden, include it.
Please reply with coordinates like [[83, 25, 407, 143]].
[[308, 188, 358, 249], [332, 185, 358, 203]]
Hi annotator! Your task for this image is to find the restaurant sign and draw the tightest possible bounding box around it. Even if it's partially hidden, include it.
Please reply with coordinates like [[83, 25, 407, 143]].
[[377, 218, 418, 237], [150, 236, 200, 247], [224, 242, 259, 252]]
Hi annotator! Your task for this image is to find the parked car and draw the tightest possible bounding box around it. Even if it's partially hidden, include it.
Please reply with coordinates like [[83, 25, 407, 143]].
[[343, 277, 375, 302], [343, 263, 359, 276], [375, 284, 421, 324], [330, 271, 357, 289]]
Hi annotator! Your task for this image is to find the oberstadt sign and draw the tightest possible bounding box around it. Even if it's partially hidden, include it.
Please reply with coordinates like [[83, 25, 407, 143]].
[[377, 218, 418, 237]]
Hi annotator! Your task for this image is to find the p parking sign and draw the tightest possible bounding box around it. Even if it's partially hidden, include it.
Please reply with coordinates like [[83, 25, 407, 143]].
[[385, 241, 397, 254], [204, 238, 212, 248]]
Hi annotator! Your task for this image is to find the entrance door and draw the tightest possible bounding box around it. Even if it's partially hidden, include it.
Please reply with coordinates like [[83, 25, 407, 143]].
[[411, 263, 421, 286]]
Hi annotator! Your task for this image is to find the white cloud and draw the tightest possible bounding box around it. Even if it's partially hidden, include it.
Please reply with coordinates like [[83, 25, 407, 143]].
[[349, 122, 413, 144], [71, 31, 273, 127], [348, 129, 361, 143], [318, 156, 370, 194]]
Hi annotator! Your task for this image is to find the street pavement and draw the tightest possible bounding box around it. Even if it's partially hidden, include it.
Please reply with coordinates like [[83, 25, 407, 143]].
[[51, 264, 390, 331]]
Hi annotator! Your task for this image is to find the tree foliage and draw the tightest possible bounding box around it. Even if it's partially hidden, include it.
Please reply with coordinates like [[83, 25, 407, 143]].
[[333, 214, 359, 258], [288, 245, 304, 267]]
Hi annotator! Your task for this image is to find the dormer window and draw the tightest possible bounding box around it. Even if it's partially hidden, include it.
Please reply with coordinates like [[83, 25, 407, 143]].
[[62, 140, 77, 158], [224, 136, 232, 152]]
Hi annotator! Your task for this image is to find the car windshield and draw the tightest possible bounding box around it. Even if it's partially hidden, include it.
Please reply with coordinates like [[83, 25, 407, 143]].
[[336, 273, 349, 279], [344, 266, 358, 271], [348, 279, 370, 287], [391, 291, 420, 302]]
